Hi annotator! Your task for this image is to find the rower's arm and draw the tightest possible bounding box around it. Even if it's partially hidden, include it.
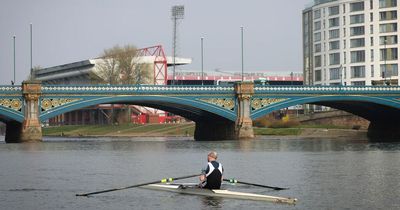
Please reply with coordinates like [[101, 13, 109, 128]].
[[200, 164, 209, 182]]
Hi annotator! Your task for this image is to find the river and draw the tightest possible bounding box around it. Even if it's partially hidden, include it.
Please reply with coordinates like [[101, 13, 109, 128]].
[[0, 136, 399, 210]]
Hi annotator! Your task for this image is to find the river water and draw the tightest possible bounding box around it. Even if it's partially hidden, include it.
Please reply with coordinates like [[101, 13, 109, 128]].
[[0, 136, 399, 210]]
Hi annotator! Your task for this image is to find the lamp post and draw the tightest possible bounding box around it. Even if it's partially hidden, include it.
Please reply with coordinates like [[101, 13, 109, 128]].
[[201, 37, 204, 85], [290, 72, 294, 85], [241, 26, 244, 82], [30, 23, 33, 80], [13, 35, 16, 85], [339, 64, 343, 86], [383, 38, 387, 85]]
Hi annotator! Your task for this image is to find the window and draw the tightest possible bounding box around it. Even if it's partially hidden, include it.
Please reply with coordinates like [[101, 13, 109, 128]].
[[344, 40, 347, 48], [371, 65, 375, 77], [315, 43, 321, 53], [370, 13, 373, 22], [350, 26, 365, 36], [329, 6, 340, 16], [370, 25, 374, 34], [314, 32, 321, 42], [350, 14, 365, 24], [351, 81, 366, 85], [381, 64, 398, 77], [344, 52, 347, 63], [370, 0, 374, 9], [314, 9, 321, 19], [350, 38, 365, 48], [329, 41, 340, 50], [380, 11, 397, 21], [329, 17, 340, 27], [330, 53, 340, 65], [350, 2, 365, 12], [315, 70, 322, 81], [351, 50, 365, 63], [371, 37, 374, 46], [329, 29, 340, 39], [371, 49, 374, 61], [314, 21, 321, 31], [379, 0, 397, 8], [379, 23, 397, 33], [315, 55, 322, 67], [351, 66, 366, 78], [380, 35, 398, 45], [330, 68, 341, 80], [380, 48, 398, 60]]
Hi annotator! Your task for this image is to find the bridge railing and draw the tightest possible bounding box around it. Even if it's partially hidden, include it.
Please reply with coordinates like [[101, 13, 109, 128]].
[[41, 84, 235, 94], [254, 85, 400, 94], [5, 84, 399, 95], [0, 85, 22, 94]]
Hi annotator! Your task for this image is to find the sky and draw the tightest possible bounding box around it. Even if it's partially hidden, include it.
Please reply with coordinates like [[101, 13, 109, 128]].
[[0, 0, 311, 85]]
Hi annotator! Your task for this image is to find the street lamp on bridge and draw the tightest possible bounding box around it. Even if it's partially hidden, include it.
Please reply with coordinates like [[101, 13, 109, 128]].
[[13, 35, 16, 85], [383, 37, 388, 85], [201, 37, 204, 86], [241, 26, 244, 82]]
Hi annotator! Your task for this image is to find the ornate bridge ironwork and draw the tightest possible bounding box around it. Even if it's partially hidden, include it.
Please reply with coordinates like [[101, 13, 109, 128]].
[[1, 82, 399, 142]]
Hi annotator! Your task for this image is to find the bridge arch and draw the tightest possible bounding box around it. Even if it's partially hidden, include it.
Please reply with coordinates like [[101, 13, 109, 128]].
[[0, 108, 25, 143], [0, 107, 24, 123], [39, 95, 237, 122], [251, 95, 400, 121]]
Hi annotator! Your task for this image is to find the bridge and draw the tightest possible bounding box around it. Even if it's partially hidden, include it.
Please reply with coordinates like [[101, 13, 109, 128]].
[[1, 81, 400, 143]]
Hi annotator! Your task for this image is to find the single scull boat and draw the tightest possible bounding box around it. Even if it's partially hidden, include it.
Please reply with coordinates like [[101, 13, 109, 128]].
[[140, 183, 297, 205]]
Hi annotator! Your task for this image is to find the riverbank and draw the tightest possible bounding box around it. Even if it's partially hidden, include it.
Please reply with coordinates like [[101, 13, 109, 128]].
[[42, 123, 367, 138], [43, 123, 196, 137]]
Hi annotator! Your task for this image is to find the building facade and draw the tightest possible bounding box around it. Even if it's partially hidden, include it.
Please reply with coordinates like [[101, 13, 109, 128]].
[[303, 0, 399, 86]]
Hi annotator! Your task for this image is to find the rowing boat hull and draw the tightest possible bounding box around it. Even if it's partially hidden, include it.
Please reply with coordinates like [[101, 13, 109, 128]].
[[140, 184, 297, 205]]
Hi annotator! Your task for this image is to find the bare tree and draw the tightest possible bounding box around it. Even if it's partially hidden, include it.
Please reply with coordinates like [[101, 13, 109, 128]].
[[96, 46, 121, 85], [26, 65, 43, 80], [96, 44, 152, 124], [96, 44, 150, 85]]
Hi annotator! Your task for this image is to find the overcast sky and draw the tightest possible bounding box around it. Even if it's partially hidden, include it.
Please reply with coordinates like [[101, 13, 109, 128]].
[[0, 0, 311, 85]]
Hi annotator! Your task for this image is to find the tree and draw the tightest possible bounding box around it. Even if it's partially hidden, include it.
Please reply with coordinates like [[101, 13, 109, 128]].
[[96, 44, 150, 85], [26, 65, 43, 80], [96, 44, 151, 125]]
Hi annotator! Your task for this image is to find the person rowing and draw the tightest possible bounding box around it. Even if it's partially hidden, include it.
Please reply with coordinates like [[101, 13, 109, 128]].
[[199, 151, 224, 189]]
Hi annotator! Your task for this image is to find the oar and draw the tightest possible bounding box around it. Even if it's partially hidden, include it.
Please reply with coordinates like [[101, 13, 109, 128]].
[[223, 179, 289, 190], [76, 174, 200, 197]]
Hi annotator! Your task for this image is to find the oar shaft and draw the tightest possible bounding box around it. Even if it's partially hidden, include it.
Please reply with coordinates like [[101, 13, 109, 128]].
[[223, 179, 288, 190], [77, 174, 200, 196]]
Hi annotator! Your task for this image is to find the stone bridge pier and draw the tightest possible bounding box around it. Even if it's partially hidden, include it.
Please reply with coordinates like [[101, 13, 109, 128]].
[[194, 82, 255, 140], [5, 81, 42, 143], [234, 82, 254, 139]]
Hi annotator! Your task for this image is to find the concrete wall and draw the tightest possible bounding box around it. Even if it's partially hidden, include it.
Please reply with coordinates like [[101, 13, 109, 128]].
[[296, 110, 370, 129]]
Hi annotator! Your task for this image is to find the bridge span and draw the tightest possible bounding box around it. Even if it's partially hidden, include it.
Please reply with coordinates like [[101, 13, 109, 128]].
[[1, 81, 400, 142]]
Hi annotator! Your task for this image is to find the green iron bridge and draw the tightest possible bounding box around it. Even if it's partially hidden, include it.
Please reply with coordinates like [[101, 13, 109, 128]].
[[1, 81, 400, 143]]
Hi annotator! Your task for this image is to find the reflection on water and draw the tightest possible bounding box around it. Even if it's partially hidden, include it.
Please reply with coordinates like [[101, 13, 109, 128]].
[[0, 136, 399, 210], [201, 196, 223, 209]]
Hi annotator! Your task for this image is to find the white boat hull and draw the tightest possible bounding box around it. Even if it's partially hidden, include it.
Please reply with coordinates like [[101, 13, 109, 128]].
[[140, 184, 297, 205]]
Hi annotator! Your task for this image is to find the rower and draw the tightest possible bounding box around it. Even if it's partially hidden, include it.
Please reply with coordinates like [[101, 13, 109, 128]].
[[199, 151, 224, 189]]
